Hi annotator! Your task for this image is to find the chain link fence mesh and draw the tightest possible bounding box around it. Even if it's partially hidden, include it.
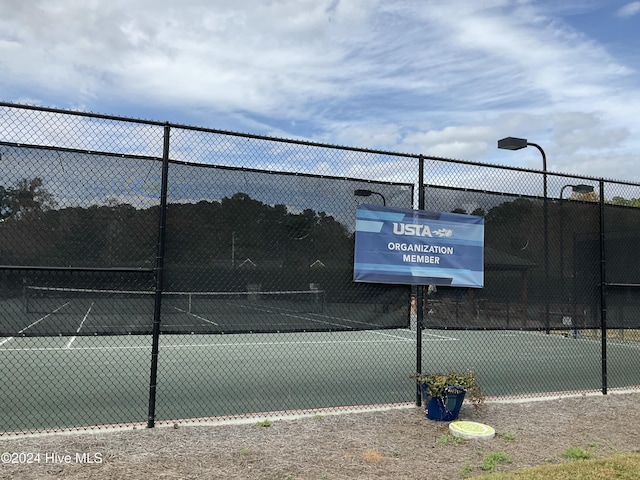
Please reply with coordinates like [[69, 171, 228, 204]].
[[1, 103, 639, 435]]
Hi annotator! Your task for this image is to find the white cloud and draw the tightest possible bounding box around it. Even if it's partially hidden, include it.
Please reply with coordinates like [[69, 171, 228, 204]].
[[400, 125, 496, 160], [0, 1, 630, 117], [318, 123, 403, 150], [1, 0, 640, 182], [551, 112, 629, 155], [616, 2, 640, 18], [0, 0, 378, 113]]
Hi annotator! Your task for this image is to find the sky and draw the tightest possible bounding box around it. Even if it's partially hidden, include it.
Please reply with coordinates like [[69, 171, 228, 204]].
[[1, 0, 640, 183]]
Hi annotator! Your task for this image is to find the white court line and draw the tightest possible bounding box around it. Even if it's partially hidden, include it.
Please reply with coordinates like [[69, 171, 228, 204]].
[[171, 307, 219, 325], [369, 329, 459, 342], [231, 303, 389, 331], [181, 300, 414, 335], [290, 310, 424, 336], [1, 303, 72, 347], [267, 313, 415, 342], [304, 314, 460, 342], [369, 330, 415, 341], [282, 312, 365, 330], [0, 339, 409, 352], [0, 334, 418, 352], [306, 311, 389, 329], [0, 302, 70, 347], [1, 327, 459, 352], [17, 303, 70, 334], [422, 330, 459, 341], [161, 338, 414, 348], [0, 344, 151, 352], [66, 302, 94, 349]]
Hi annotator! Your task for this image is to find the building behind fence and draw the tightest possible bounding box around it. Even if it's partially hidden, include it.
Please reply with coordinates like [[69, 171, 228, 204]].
[[1, 103, 639, 435]]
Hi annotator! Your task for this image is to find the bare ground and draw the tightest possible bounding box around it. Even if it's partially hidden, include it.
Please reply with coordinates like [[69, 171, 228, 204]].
[[1, 391, 640, 479]]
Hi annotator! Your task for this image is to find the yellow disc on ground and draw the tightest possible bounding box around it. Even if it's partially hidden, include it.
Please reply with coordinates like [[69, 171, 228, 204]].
[[449, 421, 495, 440]]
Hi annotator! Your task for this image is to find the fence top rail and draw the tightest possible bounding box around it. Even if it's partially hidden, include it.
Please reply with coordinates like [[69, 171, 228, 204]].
[[0, 139, 413, 187], [424, 183, 604, 203], [0, 266, 154, 273], [2, 102, 639, 188]]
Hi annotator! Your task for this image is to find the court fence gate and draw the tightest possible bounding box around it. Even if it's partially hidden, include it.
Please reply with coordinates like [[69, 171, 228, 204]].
[[1, 102, 639, 435]]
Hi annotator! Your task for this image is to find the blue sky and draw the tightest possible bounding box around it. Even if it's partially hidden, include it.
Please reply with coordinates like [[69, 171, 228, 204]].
[[1, 0, 639, 182]]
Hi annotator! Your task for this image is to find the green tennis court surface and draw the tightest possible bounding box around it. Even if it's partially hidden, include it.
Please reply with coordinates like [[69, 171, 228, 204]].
[[1, 328, 639, 433]]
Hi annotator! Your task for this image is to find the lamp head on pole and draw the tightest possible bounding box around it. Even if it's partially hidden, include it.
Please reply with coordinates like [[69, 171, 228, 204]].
[[561, 183, 595, 200], [572, 184, 595, 194], [354, 189, 374, 198], [497, 137, 528, 151], [354, 189, 386, 206]]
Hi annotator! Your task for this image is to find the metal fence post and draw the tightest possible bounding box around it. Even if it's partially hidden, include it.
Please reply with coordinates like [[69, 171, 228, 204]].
[[148, 123, 171, 428], [599, 180, 608, 395], [416, 155, 425, 406]]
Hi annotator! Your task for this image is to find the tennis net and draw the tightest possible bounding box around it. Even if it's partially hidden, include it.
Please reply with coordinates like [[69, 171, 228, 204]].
[[24, 286, 325, 316], [13, 285, 409, 336]]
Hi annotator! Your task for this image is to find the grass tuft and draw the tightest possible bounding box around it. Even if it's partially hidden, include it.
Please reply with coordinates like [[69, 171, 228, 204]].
[[437, 434, 465, 446], [481, 452, 512, 471], [562, 446, 591, 461]]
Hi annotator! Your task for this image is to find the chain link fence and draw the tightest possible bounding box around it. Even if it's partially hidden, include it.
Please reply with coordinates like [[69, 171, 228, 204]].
[[1, 102, 639, 435]]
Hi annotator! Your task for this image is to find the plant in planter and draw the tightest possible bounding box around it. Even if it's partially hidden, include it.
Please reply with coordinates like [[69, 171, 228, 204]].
[[410, 371, 484, 421]]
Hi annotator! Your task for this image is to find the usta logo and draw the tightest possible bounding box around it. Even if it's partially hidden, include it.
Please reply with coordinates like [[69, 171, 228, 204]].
[[392, 223, 453, 238]]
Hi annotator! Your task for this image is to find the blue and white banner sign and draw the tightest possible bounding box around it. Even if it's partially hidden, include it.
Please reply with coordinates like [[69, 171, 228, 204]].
[[354, 205, 484, 287]]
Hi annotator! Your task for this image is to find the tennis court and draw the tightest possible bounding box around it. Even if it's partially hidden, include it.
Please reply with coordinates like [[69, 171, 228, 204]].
[[2, 316, 640, 433], [2, 103, 640, 436]]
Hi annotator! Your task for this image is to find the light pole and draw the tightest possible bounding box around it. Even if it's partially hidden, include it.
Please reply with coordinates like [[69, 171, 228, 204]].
[[559, 184, 595, 300], [354, 189, 386, 206], [498, 137, 550, 332]]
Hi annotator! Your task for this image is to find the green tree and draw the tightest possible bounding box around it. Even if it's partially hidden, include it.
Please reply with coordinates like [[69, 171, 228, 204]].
[[0, 177, 55, 221], [610, 196, 640, 207]]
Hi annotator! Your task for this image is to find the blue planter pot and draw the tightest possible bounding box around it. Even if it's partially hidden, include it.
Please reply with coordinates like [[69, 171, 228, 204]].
[[421, 384, 466, 421]]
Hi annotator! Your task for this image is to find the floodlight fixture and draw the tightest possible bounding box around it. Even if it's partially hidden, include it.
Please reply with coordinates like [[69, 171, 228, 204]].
[[497, 137, 529, 151], [354, 189, 386, 206], [571, 184, 595, 194]]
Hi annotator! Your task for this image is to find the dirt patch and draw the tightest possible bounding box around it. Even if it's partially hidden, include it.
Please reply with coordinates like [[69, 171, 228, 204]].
[[1, 391, 639, 479]]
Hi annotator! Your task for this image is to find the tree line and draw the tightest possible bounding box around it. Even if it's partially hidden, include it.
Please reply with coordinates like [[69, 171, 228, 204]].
[[3, 177, 640, 285], [0, 179, 354, 272]]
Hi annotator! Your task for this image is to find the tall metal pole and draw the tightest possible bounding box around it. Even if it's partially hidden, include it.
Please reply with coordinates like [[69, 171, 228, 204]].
[[416, 155, 425, 406], [559, 185, 571, 303], [498, 138, 550, 333], [148, 124, 171, 428], [526, 143, 549, 334], [514, 141, 550, 334], [599, 180, 608, 395]]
